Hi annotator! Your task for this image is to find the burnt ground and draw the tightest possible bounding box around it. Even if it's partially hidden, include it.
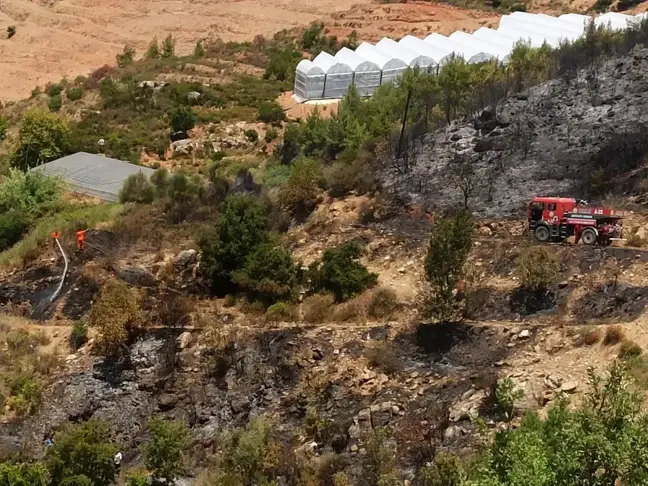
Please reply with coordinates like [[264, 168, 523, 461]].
[[383, 46, 648, 219]]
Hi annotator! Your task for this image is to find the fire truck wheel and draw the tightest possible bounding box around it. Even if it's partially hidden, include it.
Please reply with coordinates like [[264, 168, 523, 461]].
[[534, 225, 550, 243], [581, 228, 598, 245]]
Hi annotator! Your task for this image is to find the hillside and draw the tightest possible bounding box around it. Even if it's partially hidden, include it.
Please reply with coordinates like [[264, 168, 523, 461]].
[[0, 0, 498, 103], [3, 12, 648, 486]]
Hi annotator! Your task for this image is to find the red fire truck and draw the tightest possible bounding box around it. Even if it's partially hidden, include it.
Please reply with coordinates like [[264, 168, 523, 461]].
[[528, 196, 625, 246]]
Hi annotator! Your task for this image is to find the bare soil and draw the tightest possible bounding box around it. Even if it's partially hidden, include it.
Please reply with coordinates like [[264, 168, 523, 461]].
[[0, 0, 498, 103]]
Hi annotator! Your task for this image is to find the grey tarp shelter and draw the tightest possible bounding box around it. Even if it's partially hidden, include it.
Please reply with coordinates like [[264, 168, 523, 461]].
[[294, 59, 326, 100], [34, 152, 155, 202]]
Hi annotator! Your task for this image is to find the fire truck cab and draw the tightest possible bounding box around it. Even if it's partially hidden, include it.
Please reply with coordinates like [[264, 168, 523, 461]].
[[528, 196, 624, 246]]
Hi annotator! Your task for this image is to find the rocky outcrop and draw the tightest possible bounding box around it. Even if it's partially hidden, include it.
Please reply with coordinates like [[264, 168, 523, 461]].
[[383, 46, 648, 219]]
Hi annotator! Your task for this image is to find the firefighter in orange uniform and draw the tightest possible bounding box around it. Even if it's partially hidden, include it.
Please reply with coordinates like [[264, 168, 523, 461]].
[[76, 229, 87, 251]]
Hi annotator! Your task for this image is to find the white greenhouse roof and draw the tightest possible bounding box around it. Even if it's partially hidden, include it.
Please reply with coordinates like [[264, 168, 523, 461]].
[[558, 13, 592, 28], [376, 38, 436, 68], [472, 27, 520, 49], [449, 31, 512, 62], [398, 35, 454, 66], [596, 12, 635, 30], [355, 42, 408, 71], [296, 59, 324, 76], [499, 16, 566, 46], [335, 47, 380, 72], [514, 12, 585, 38], [425, 33, 494, 64], [312, 51, 352, 75]]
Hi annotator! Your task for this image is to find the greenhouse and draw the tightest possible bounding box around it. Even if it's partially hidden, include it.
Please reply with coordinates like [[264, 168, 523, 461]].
[[448, 31, 512, 63], [471, 27, 524, 50], [425, 33, 495, 64], [293, 12, 646, 101], [294, 60, 326, 101], [312, 52, 353, 99], [398, 35, 454, 68], [355, 42, 408, 85], [334, 47, 382, 96], [375, 38, 437, 70]]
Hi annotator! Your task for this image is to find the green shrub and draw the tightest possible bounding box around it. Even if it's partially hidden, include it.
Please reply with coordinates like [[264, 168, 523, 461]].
[[0, 463, 48, 485], [279, 158, 322, 216], [0, 116, 8, 140], [264, 46, 302, 82], [232, 243, 298, 305], [423, 209, 473, 321], [46, 420, 117, 486], [303, 293, 335, 323], [125, 471, 149, 486], [88, 279, 145, 357], [119, 172, 155, 204], [0, 210, 31, 251], [216, 416, 278, 485], [70, 320, 88, 350], [194, 40, 205, 58], [494, 377, 524, 420], [146, 38, 160, 59], [170, 106, 196, 133], [308, 242, 378, 302], [265, 301, 297, 322], [116, 45, 135, 68], [6, 373, 41, 416], [515, 246, 560, 291], [6, 25, 16, 39], [45, 83, 63, 97], [162, 34, 176, 59], [66, 86, 84, 101], [258, 101, 285, 124], [619, 339, 643, 359], [264, 126, 278, 142], [275, 123, 300, 164], [10, 109, 71, 171], [245, 129, 259, 143], [47, 93, 62, 112], [0, 168, 64, 217], [142, 418, 189, 483], [198, 195, 271, 295]]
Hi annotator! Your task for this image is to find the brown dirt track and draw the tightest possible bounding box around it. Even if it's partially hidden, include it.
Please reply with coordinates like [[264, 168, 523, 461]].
[[0, 0, 498, 102]]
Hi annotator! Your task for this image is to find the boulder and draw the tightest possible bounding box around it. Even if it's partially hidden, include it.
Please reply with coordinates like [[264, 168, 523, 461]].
[[560, 380, 579, 393], [176, 249, 198, 267], [177, 332, 193, 350], [117, 265, 156, 287]]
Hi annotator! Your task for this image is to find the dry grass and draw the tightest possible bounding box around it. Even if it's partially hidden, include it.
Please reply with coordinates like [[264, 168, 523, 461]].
[[580, 327, 603, 346], [364, 341, 403, 375], [367, 287, 400, 320], [603, 325, 625, 346], [334, 297, 368, 323], [625, 232, 646, 248], [303, 294, 335, 324]]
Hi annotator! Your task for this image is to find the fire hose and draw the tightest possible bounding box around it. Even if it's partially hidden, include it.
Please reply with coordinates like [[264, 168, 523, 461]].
[[49, 236, 68, 303]]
